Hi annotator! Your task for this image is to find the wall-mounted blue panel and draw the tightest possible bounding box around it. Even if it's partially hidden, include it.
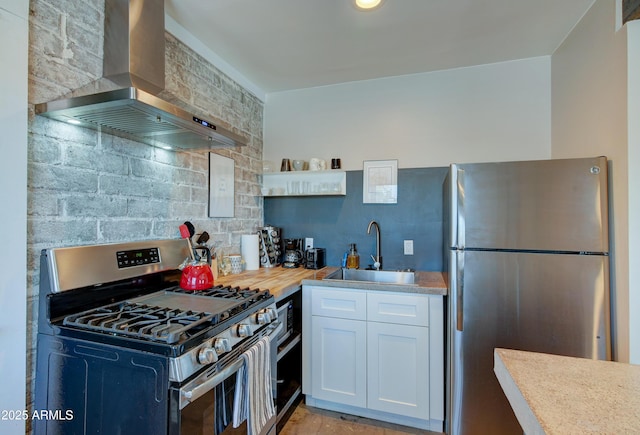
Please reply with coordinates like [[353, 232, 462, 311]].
[[264, 167, 447, 272]]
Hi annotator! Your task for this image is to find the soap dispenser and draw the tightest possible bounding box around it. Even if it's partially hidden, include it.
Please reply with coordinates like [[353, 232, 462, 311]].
[[346, 243, 360, 269]]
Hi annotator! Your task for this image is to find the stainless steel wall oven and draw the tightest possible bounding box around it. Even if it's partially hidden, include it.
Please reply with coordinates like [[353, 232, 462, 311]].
[[34, 239, 280, 435]]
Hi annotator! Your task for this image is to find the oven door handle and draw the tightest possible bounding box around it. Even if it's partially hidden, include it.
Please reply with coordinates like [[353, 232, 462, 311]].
[[179, 322, 282, 410], [181, 358, 243, 409]]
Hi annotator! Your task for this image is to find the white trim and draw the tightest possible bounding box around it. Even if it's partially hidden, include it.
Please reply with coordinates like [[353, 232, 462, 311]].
[[628, 19, 640, 365], [0, 2, 28, 433]]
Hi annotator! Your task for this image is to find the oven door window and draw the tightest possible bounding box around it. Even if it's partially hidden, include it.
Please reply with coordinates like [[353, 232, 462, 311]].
[[171, 324, 280, 435], [180, 375, 247, 435]]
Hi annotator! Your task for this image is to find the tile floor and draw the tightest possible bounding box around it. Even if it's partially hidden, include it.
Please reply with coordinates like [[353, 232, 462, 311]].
[[279, 403, 442, 435]]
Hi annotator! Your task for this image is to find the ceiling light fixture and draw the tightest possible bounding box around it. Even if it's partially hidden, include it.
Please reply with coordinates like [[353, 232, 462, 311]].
[[354, 0, 383, 11]]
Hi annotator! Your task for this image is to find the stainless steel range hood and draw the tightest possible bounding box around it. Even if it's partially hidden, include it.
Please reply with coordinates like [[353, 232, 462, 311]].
[[34, 0, 247, 151]]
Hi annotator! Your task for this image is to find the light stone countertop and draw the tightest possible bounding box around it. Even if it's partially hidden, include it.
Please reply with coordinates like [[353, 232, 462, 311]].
[[494, 348, 640, 435], [302, 269, 448, 296]]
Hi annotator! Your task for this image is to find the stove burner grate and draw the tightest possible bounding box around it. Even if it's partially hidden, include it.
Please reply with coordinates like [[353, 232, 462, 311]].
[[171, 285, 269, 300], [63, 302, 217, 344]]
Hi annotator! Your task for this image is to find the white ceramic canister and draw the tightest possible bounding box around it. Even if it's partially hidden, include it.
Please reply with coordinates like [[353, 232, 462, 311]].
[[228, 255, 243, 274]]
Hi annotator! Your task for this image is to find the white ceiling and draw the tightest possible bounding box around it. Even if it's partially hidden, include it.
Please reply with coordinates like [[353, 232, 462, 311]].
[[165, 0, 596, 96]]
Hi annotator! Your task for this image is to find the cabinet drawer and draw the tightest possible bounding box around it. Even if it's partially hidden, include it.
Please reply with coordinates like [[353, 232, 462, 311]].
[[311, 287, 366, 320], [367, 292, 429, 326]]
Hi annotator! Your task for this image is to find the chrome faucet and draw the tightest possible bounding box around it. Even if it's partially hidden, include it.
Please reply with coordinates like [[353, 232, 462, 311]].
[[367, 220, 382, 270]]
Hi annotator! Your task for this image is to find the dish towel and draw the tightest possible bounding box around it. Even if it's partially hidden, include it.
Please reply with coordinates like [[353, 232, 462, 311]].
[[233, 336, 275, 435]]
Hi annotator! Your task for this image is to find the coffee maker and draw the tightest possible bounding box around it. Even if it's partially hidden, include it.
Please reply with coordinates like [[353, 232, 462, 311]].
[[283, 238, 304, 268]]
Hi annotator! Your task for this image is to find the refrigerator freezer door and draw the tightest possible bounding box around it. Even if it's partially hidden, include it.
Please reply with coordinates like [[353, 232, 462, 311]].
[[450, 157, 609, 253], [448, 250, 610, 435]]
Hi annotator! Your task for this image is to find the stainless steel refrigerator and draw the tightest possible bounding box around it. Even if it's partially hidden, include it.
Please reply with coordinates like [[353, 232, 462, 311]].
[[446, 156, 611, 435]]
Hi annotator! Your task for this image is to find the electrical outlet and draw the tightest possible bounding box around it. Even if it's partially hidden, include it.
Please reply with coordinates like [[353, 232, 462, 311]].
[[305, 237, 314, 250], [404, 240, 414, 255]]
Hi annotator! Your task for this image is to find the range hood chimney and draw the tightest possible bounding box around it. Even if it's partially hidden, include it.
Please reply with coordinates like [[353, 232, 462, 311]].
[[35, 0, 247, 151]]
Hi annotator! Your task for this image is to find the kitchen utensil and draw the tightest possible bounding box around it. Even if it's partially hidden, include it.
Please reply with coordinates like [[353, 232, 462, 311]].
[[193, 245, 212, 265], [196, 231, 210, 244], [179, 224, 191, 239], [183, 221, 195, 238]]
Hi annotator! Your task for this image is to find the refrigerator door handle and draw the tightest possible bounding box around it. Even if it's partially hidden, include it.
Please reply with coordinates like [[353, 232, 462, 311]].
[[457, 168, 465, 249], [456, 251, 464, 331]]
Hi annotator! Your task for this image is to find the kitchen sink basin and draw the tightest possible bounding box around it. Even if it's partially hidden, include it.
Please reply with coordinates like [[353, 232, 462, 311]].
[[325, 268, 416, 285]]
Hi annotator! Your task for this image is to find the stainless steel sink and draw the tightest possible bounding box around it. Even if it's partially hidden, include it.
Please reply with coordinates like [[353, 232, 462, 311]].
[[325, 268, 416, 285]]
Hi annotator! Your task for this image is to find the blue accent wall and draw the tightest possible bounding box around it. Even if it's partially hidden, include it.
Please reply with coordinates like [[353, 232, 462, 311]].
[[264, 167, 448, 272]]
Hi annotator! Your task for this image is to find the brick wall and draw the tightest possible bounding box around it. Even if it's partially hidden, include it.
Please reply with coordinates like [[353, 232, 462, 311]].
[[26, 0, 264, 415]]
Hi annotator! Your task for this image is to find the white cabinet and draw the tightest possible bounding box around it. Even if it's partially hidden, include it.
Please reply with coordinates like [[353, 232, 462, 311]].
[[367, 321, 429, 418], [309, 287, 367, 406], [262, 170, 346, 196], [302, 285, 444, 432], [310, 316, 367, 407]]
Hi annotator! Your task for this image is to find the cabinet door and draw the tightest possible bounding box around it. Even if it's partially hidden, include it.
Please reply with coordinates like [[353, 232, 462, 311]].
[[367, 322, 429, 419], [311, 287, 366, 320], [367, 291, 429, 326], [311, 316, 367, 407]]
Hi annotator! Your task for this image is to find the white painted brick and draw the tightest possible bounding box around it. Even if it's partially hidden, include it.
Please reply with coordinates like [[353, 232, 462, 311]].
[[27, 0, 265, 412], [63, 195, 127, 217]]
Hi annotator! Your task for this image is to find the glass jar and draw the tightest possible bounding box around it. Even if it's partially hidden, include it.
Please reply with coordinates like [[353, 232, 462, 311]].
[[220, 257, 232, 276]]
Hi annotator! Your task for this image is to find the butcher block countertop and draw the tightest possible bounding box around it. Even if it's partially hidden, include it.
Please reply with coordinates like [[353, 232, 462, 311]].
[[214, 266, 339, 301], [494, 348, 640, 434], [214, 266, 447, 300]]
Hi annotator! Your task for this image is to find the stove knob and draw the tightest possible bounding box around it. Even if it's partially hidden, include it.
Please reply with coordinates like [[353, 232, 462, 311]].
[[214, 338, 232, 355], [256, 311, 270, 325], [266, 307, 278, 321], [236, 324, 253, 338], [198, 346, 218, 365], [257, 308, 277, 325]]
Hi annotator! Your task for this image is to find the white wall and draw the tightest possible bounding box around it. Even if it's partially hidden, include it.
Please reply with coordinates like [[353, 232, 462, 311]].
[[0, 0, 28, 432], [550, 0, 630, 361], [264, 57, 552, 170], [627, 20, 640, 364], [262, 0, 636, 363]]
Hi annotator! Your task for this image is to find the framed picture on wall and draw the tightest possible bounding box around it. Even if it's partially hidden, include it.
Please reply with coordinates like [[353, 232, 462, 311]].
[[363, 159, 398, 204], [209, 153, 234, 217]]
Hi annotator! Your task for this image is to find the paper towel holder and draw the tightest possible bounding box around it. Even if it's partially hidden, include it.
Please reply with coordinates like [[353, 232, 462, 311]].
[[241, 234, 261, 270]]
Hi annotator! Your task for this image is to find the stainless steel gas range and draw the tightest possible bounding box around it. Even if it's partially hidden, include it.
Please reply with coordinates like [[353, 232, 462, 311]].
[[34, 239, 280, 435]]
